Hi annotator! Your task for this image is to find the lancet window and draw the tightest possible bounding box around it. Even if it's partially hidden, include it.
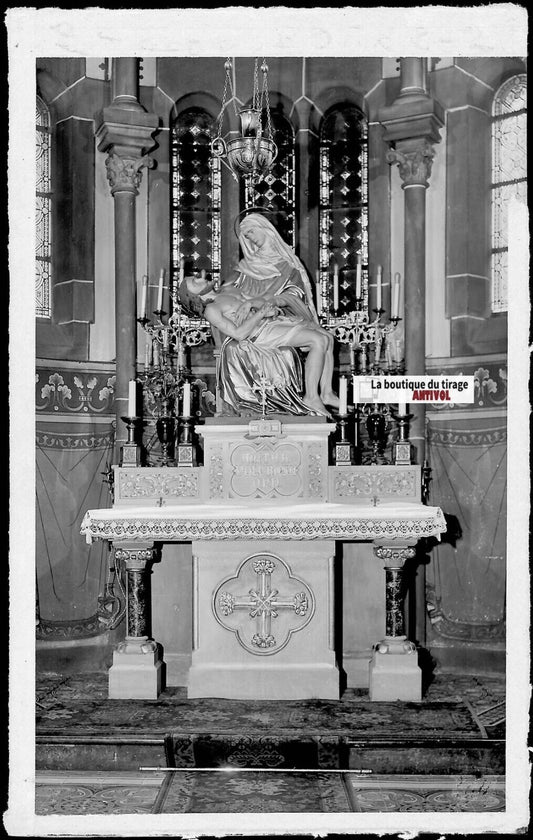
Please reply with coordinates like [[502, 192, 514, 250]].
[[171, 108, 221, 290], [243, 111, 296, 248], [36, 95, 52, 318], [490, 74, 527, 313], [319, 106, 368, 314]]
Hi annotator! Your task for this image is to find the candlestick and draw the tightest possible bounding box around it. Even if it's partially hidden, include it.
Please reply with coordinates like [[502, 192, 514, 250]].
[[140, 275, 148, 319], [376, 265, 382, 311], [333, 265, 339, 311], [356, 256, 362, 300], [392, 272, 401, 319], [128, 379, 137, 417], [339, 375, 348, 416], [156, 269, 165, 312], [182, 381, 191, 417]]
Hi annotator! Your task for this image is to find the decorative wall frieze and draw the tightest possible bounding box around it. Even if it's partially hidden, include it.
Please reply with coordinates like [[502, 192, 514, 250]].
[[425, 364, 507, 411], [36, 614, 106, 640], [36, 370, 116, 414], [386, 142, 436, 187], [428, 426, 506, 448], [104, 151, 154, 196], [36, 429, 115, 450]]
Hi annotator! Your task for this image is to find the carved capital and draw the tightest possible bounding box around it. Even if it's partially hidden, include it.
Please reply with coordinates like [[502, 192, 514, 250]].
[[104, 151, 154, 196], [386, 143, 435, 187], [114, 545, 155, 570], [374, 545, 416, 568]]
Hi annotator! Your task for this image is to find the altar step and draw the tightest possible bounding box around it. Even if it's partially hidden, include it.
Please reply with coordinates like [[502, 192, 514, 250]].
[[36, 679, 504, 776], [36, 732, 504, 776]]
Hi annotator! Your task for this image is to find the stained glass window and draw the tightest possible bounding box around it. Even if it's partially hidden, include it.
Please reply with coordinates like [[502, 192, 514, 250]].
[[491, 74, 527, 313], [171, 108, 221, 290], [36, 95, 52, 318], [319, 107, 368, 314], [243, 111, 296, 248]]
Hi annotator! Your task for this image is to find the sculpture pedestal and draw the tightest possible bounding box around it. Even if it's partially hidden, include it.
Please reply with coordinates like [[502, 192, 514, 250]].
[[368, 637, 422, 702], [188, 540, 339, 700]]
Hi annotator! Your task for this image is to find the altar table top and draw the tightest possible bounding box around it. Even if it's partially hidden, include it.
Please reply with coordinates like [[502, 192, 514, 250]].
[[81, 501, 446, 544]]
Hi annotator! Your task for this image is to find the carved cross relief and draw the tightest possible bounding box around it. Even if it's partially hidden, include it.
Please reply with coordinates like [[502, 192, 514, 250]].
[[213, 554, 315, 655]]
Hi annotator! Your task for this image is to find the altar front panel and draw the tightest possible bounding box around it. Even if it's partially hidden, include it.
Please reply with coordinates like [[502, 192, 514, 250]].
[[188, 540, 339, 700]]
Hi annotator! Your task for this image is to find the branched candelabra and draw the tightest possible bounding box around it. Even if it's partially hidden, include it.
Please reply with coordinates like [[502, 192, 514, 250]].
[[137, 288, 211, 465]]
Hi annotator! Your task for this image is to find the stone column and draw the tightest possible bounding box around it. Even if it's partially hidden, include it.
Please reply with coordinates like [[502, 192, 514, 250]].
[[369, 544, 421, 701], [386, 140, 435, 464], [378, 61, 444, 647], [108, 543, 163, 699], [94, 58, 159, 461]]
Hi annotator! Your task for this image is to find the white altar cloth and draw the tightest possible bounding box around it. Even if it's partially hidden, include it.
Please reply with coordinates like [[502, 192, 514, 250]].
[[81, 501, 446, 544]]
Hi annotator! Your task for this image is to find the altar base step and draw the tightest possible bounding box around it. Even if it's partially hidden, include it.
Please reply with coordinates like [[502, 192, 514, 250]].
[[187, 663, 339, 700]]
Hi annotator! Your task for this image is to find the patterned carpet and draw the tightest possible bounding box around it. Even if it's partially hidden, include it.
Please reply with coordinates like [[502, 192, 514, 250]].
[[35, 670, 505, 814], [35, 770, 505, 814]]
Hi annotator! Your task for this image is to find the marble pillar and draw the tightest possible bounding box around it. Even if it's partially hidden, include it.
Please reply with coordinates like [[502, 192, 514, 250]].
[[108, 543, 163, 699], [369, 544, 421, 701]]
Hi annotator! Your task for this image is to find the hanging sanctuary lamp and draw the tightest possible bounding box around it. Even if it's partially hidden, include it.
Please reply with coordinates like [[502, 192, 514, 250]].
[[212, 57, 278, 184]]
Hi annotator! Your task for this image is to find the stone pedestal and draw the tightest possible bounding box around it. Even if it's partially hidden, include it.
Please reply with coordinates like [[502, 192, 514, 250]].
[[188, 540, 339, 700], [369, 636, 421, 702], [368, 544, 421, 701], [107, 544, 163, 699]]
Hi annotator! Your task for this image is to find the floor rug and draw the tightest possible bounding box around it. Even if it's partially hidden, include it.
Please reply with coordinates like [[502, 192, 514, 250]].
[[35, 770, 505, 814], [344, 773, 505, 812]]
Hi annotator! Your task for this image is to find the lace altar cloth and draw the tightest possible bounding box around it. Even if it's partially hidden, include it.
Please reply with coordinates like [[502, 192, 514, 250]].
[[81, 501, 446, 544]]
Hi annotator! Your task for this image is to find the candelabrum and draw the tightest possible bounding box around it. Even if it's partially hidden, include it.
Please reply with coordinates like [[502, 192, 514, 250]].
[[137, 288, 209, 465]]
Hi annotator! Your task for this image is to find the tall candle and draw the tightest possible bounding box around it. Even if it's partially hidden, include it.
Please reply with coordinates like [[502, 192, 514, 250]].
[[179, 259, 185, 285], [376, 265, 382, 311], [182, 381, 191, 417], [398, 402, 407, 416], [315, 270, 322, 316], [392, 272, 401, 319], [333, 265, 339, 311], [128, 379, 136, 417], [352, 376, 358, 405], [355, 255, 362, 300], [140, 275, 148, 319], [156, 269, 165, 312], [144, 337, 150, 369], [339, 376, 348, 415], [349, 344, 355, 369], [153, 340, 160, 368]]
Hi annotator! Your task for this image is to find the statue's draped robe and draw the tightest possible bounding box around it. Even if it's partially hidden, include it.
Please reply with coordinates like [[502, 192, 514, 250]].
[[217, 260, 317, 415]]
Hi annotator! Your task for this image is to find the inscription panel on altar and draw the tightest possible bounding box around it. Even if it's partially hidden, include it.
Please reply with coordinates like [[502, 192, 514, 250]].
[[202, 426, 331, 502], [230, 442, 303, 498]]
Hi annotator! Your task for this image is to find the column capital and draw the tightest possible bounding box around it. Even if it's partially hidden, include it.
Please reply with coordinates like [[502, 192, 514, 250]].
[[386, 141, 436, 188], [114, 543, 156, 570], [104, 151, 154, 196], [373, 544, 416, 568]]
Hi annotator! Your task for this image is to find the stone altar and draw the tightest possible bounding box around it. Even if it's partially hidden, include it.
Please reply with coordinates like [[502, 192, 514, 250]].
[[81, 417, 446, 701]]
